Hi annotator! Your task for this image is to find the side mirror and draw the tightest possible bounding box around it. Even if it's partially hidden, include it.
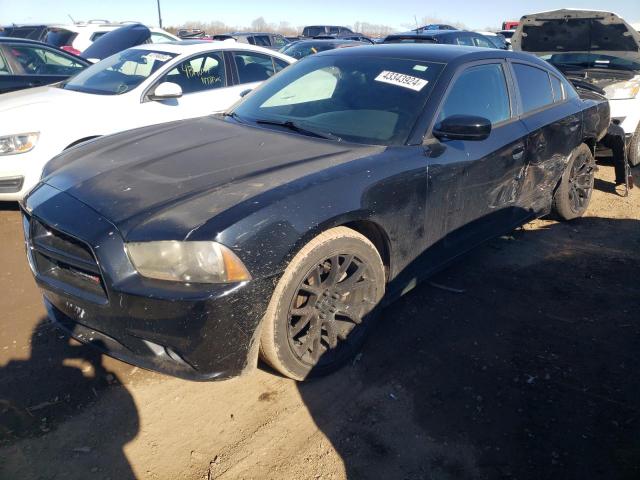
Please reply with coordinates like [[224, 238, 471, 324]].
[[149, 81, 183, 101], [239, 88, 253, 98], [433, 114, 492, 141]]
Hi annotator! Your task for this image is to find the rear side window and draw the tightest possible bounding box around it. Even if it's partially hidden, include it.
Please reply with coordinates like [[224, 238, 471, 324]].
[[513, 63, 554, 113], [233, 52, 276, 84], [90, 32, 109, 42], [437, 63, 511, 125], [304, 27, 325, 37], [454, 35, 474, 46], [252, 35, 271, 47], [550, 74, 564, 102], [150, 32, 174, 43], [473, 35, 493, 48]]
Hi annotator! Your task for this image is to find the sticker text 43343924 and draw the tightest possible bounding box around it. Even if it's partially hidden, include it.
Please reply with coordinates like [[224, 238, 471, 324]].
[[374, 70, 429, 92]]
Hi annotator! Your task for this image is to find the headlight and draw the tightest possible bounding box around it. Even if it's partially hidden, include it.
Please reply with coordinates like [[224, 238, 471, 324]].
[[0, 132, 39, 155], [126, 241, 251, 284], [604, 80, 640, 100]]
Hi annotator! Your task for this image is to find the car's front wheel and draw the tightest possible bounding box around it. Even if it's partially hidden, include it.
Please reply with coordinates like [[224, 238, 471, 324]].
[[552, 143, 595, 220], [259, 227, 386, 381]]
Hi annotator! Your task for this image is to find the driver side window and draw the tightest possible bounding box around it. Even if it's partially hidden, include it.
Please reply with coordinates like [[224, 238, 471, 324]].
[[160, 52, 227, 94], [437, 63, 511, 126]]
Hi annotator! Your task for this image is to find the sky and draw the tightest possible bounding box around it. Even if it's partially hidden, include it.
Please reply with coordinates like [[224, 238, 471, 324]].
[[1, 0, 639, 31]]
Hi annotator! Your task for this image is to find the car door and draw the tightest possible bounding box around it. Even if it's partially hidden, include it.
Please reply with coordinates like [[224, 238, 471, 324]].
[[508, 62, 582, 211], [141, 50, 233, 122], [0, 42, 86, 92], [423, 61, 531, 254]]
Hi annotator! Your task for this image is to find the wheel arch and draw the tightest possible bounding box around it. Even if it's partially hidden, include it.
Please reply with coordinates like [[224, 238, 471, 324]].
[[287, 213, 392, 283], [64, 136, 102, 150]]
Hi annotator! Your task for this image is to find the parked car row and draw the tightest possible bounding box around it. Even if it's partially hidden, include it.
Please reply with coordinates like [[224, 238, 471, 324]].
[[1, 23, 179, 95], [0, 39, 295, 200], [1, 20, 178, 55]]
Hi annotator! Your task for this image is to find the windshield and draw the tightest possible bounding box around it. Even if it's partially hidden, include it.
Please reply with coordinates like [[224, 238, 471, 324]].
[[541, 53, 640, 72], [232, 55, 444, 145], [63, 49, 176, 95]]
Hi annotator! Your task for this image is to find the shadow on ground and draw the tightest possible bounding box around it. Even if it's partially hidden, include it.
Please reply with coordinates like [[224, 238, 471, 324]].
[[299, 216, 640, 480], [0, 319, 138, 479]]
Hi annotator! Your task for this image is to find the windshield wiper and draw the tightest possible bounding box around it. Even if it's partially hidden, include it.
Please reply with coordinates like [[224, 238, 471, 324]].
[[222, 111, 243, 121], [255, 119, 342, 142]]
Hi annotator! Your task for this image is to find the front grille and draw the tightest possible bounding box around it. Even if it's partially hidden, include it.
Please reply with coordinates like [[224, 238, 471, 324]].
[[27, 216, 107, 303]]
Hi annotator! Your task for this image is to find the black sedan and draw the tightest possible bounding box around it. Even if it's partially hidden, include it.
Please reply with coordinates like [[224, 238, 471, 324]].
[[0, 37, 89, 94], [22, 45, 609, 381]]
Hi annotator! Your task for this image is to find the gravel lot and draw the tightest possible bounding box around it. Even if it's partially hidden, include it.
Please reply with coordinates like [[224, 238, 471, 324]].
[[1, 163, 639, 480]]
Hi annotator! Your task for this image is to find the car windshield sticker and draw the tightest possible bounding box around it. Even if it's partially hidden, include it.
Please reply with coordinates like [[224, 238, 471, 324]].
[[375, 70, 428, 91], [144, 52, 172, 63], [413, 65, 428, 72]]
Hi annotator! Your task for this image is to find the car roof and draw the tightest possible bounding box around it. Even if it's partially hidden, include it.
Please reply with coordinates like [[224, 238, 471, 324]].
[[128, 40, 291, 56], [314, 43, 548, 65], [229, 32, 279, 36], [0, 36, 54, 46], [390, 29, 462, 38], [289, 39, 362, 45], [304, 25, 349, 29]]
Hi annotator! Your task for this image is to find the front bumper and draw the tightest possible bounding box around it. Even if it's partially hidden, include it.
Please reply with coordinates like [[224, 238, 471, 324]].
[[23, 183, 277, 381], [608, 97, 640, 136], [0, 149, 45, 201]]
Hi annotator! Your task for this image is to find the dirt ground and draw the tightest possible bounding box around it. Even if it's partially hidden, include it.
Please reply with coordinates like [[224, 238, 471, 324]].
[[0, 163, 639, 480]]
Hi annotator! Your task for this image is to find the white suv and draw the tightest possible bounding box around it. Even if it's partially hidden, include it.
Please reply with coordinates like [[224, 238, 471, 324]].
[[45, 21, 178, 55]]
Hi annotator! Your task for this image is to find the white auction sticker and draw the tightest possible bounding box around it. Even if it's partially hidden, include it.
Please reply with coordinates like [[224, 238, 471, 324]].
[[375, 70, 428, 91], [144, 52, 172, 62]]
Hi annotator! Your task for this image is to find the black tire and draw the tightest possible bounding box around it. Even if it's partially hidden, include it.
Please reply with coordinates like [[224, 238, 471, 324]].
[[628, 123, 640, 167], [259, 227, 386, 381], [552, 143, 595, 221]]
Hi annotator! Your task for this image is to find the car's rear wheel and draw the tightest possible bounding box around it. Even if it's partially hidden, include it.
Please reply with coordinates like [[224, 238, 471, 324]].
[[259, 227, 385, 381], [552, 143, 595, 220]]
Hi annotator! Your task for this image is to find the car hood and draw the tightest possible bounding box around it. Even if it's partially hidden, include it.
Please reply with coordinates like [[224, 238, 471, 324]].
[[0, 85, 105, 133], [81, 23, 151, 60], [511, 10, 640, 63], [40, 116, 383, 239]]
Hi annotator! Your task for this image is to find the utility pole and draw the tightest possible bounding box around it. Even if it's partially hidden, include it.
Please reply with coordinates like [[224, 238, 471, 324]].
[[156, 0, 163, 28]]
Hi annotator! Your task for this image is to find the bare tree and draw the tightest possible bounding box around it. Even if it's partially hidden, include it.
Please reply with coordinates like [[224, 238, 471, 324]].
[[169, 17, 402, 37]]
